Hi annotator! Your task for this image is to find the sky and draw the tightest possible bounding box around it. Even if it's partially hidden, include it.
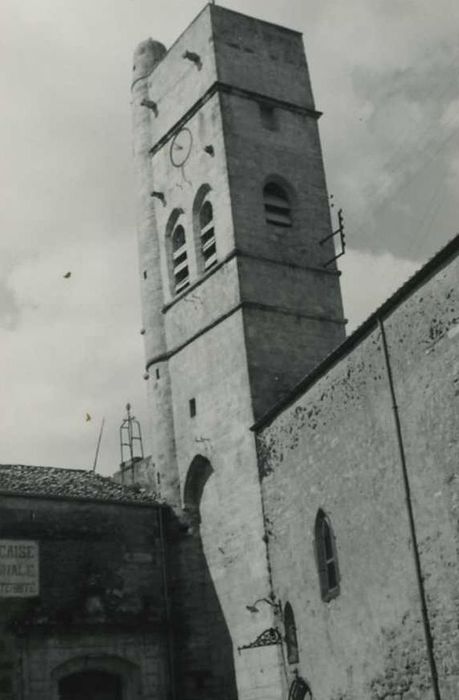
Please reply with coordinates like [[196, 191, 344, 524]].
[[0, 0, 458, 476]]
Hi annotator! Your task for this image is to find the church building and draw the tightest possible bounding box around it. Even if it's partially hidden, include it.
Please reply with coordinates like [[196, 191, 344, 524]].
[[1, 4, 458, 700]]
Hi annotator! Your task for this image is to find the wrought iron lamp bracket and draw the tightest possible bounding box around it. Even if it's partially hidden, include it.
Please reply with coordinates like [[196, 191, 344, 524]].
[[237, 626, 282, 653]]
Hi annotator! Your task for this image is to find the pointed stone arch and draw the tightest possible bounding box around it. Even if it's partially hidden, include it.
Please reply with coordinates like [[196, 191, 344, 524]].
[[183, 454, 214, 525], [314, 508, 340, 601]]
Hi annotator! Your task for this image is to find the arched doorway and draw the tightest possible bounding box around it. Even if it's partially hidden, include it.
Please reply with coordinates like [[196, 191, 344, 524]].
[[59, 670, 122, 700], [183, 454, 214, 527]]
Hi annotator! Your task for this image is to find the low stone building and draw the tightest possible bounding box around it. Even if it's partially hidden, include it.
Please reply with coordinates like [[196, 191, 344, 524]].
[[0, 464, 168, 700], [0, 463, 237, 700]]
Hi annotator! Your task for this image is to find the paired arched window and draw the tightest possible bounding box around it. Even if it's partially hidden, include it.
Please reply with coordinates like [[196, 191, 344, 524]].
[[199, 199, 217, 270], [284, 602, 299, 665], [171, 223, 190, 294], [166, 189, 218, 296], [315, 509, 340, 601], [263, 182, 292, 226]]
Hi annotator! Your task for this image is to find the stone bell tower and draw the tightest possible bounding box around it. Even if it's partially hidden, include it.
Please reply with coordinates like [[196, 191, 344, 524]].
[[131, 5, 345, 698]]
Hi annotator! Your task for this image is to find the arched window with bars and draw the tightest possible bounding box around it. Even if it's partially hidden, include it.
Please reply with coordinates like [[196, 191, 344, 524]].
[[283, 602, 299, 665], [171, 223, 190, 294], [199, 199, 217, 270], [263, 181, 292, 227], [315, 509, 340, 601]]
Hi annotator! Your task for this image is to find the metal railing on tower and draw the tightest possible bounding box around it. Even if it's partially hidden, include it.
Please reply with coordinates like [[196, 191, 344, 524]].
[[119, 403, 144, 466]]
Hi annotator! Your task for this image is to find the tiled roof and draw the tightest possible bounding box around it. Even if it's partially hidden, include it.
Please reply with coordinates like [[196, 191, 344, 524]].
[[0, 464, 158, 505]]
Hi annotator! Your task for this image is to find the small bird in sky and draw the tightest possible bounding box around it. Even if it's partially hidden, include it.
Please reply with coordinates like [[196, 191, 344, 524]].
[[63, 272, 71, 279], [85, 413, 91, 422]]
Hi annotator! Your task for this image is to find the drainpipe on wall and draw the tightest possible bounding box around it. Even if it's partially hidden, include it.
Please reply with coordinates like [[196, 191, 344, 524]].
[[17, 636, 24, 700], [378, 317, 441, 700], [158, 506, 177, 700]]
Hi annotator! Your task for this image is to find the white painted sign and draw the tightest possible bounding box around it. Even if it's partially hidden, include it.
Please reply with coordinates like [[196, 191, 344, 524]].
[[0, 540, 39, 597]]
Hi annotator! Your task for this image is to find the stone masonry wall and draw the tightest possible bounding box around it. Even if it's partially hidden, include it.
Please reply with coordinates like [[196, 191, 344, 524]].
[[219, 64, 346, 417], [383, 256, 459, 699], [19, 631, 164, 700], [164, 508, 238, 700], [257, 249, 459, 700], [167, 310, 284, 700]]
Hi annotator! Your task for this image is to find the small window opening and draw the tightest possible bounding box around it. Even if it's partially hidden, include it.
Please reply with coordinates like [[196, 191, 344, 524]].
[[284, 602, 299, 665], [264, 182, 291, 227], [189, 398, 196, 418], [315, 509, 340, 601], [259, 103, 278, 131], [143, 270, 147, 279], [199, 200, 217, 270], [155, 368, 160, 379], [172, 224, 190, 293]]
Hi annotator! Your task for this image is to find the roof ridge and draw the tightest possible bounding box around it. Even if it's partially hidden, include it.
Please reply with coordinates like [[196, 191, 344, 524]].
[[0, 463, 159, 506]]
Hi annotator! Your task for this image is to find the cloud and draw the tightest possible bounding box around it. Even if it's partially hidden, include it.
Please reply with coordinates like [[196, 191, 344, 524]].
[[306, 0, 459, 260]]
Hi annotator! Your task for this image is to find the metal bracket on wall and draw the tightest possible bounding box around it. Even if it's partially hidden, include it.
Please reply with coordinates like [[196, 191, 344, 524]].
[[150, 191, 166, 206], [237, 627, 282, 653], [141, 98, 158, 117], [320, 207, 346, 267], [182, 50, 202, 70]]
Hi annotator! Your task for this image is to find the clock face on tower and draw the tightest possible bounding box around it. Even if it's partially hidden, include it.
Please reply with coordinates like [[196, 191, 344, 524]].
[[170, 128, 193, 167]]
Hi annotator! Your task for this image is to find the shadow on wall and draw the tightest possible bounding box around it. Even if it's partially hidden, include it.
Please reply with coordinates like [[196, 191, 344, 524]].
[[167, 454, 238, 700]]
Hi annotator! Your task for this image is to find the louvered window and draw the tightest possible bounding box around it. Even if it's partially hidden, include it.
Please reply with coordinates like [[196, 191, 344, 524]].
[[199, 200, 217, 270], [315, 509, 340, 601], [264, 182, 291, 226], [172, 224, 189, 294]]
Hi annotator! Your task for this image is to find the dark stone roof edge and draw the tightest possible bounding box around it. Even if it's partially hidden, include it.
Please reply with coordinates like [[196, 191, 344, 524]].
[[208, 2, 303, 37], [252, 233, 459, 432], [0, 488, 161, 508]]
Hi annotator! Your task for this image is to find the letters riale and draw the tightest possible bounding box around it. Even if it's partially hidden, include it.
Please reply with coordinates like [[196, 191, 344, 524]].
[[0, 540, 39, 597]]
